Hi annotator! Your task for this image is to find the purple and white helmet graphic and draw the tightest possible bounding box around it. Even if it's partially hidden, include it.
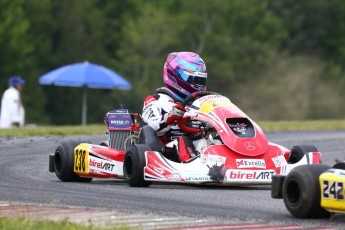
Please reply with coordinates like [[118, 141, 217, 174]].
[[163, 52, 207, 97]]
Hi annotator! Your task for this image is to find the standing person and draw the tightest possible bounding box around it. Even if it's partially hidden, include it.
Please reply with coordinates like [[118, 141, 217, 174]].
[[142, 52, 207, 162], [0, 76, 25, 128]]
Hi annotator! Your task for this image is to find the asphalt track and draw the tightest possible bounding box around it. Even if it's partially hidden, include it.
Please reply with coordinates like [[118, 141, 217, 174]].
[[0, 131, 344, 229]]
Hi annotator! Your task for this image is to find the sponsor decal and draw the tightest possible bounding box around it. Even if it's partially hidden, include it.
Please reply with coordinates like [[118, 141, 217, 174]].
[[110, 119, 131, 125], [272, 156, 288, 167], [236, 159, 266, 169], [148, 163, 165, 174], [244, 141, 255, 150], [229, 123, 247, 134], [108, 109, 128, 114], [200, 154, 226, 166], [89, 158, 115, 172], [88, 156, 117, 174], [225, 169, 275, 181], [198, 95, 224, 103], [166, 173, 181, 181], [106, 115, 132, 129], [185, 176, 210, 181]]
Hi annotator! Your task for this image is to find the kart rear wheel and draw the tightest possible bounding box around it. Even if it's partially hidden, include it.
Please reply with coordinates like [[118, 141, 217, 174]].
[[282, 164, 331, 218], [54, 141, 92, 182], [124, 144, 152, 187], [288, 145, 318, 164], [99, 141, 109, 147]]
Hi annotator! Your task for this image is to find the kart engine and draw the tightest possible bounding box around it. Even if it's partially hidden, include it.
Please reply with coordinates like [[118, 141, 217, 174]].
[[103, 108, 140, 151]]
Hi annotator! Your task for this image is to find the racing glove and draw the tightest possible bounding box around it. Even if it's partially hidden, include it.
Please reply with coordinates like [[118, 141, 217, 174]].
[[166, 104, 186, 125]]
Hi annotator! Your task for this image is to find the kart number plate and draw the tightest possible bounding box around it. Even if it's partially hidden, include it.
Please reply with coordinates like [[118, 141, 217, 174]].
[[74, 147, 89, 173], [320, 172, 345, 212], [322, 180, 344, 200]]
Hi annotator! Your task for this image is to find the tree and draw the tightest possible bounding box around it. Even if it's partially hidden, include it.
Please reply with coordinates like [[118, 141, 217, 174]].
[[0, 0, 31, 87], [2, 0, 345, 124], [38, 0, 112, 124], [116, 1, 179, 111]]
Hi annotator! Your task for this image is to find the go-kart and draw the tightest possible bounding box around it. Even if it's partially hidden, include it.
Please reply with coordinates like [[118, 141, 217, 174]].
[[49, 91, 321, 187], [271, 160, 345, 218]]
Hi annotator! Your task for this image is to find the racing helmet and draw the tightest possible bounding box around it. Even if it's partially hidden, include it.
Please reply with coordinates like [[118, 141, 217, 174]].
[[163, 52, 207, 97]]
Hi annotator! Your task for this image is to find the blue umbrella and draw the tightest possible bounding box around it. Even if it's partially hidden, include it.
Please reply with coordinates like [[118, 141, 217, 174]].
[[39, 61, 131, 125]]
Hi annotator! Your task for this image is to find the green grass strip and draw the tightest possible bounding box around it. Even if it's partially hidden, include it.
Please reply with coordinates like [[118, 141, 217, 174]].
[[0, 216, 129, 230], [258, 119, 345, 131], [0, 120, 344, 137]]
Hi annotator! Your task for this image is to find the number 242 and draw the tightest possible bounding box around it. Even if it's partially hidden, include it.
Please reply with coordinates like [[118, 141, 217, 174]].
[[323, 180, 344, 200]]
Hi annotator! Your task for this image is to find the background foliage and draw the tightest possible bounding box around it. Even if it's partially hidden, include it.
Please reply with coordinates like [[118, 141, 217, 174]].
[[1, 0, 345, 125]]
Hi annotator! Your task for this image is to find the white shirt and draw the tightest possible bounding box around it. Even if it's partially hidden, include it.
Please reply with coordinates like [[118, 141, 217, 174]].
[[0, 86, 25, 128]]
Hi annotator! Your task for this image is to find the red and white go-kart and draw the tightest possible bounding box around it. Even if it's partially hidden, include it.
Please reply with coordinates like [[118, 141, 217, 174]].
[[49, 91, 321, 187]]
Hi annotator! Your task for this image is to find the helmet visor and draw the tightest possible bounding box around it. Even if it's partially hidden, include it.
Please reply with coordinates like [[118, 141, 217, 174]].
[[178, 69, 207, 89]]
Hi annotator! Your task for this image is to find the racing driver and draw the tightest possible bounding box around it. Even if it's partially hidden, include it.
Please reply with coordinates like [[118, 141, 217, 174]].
[[142, 52, 207, 163]]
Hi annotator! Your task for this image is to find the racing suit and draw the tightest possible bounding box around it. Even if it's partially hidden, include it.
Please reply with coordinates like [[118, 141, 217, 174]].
[[142, 87, 199, 162]]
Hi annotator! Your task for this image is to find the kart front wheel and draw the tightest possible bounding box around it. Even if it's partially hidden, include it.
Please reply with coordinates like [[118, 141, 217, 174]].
[[124, 144, 152, 187], [53, 141, 92, 182], [288, 145, 318, 164], [282, 164, 331, 218], [333, 161, 345, 170]]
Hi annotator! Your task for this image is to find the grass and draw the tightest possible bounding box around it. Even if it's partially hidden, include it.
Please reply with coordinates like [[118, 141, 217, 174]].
[[0, 124, 106, 137], [258, 119, 345, 131], [0, 217, 129, 230], [0, 120, 344, 137]]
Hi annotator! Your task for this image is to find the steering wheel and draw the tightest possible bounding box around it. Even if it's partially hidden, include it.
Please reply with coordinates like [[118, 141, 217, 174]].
[[181, 91, 220, 107], [178, 91, 220, 134]]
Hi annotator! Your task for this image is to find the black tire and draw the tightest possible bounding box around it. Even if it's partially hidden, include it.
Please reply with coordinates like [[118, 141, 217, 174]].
[[282, 164, 331, 218], [124, 144, 152, 187], [333, 161, 345, 170], [54, 141, 92, 182], [99, 141, 109, 147], [288, 145, 318, 164]]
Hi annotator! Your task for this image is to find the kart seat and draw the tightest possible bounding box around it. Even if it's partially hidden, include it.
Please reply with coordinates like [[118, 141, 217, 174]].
[[139, 125, 164, 152]]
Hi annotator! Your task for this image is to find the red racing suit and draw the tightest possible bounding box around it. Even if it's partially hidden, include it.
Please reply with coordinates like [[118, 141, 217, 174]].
[[142, 87, 198, 162]]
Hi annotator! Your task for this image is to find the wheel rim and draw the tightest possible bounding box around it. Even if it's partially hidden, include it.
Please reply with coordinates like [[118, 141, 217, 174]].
[[286, 179, 301, 206]]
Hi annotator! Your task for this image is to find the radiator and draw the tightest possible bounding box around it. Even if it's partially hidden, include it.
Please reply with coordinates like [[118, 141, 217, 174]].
[[108, 130, 132, 151]]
